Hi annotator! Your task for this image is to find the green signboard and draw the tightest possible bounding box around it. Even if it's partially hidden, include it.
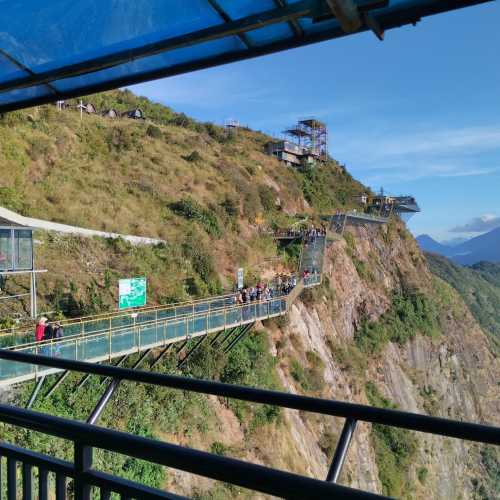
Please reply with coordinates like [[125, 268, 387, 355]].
[[119, 277, 147, 309]]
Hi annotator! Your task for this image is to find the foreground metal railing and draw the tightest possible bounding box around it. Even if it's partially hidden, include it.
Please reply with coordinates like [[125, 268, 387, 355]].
[[0, 350, 498, 499]]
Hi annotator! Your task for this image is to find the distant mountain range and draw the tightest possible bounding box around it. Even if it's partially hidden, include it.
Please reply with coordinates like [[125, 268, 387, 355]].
[[417, 226, 500, 265], [426, 254, 500, 353]]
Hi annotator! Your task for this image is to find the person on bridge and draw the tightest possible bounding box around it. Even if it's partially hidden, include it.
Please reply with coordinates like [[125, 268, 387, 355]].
[[43, 321, 54, 341], [52, 321, 63, 355], [35, 317, 48, 342]]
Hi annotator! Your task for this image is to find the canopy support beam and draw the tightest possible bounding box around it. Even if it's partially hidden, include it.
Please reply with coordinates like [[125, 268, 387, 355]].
[[0, 0, 320, 94], [207, 0, 253, 48], [326, 0, 362, 32]]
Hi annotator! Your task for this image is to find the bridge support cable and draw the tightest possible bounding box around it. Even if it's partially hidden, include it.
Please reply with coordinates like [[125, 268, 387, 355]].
[[72, 372, 94, 398], [130, 349, 152, 370], [74, 355, 129, 397], [26, 375, 45, 409], [218, 326, 240, 348], [178, 335, 208, 369], [224, 323, 254, 354], [150, 344, 173, 370], [87, 378, 121, 425], [87, 350, 152, 425], [326, 418, 357, 483], [175, 338, 190, 354], [46, 370, 70, 398], [209, 329, 227, 346]]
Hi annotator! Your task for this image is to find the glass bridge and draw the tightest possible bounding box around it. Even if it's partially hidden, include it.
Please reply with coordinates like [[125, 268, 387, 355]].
[[0, 237, 325, 386]]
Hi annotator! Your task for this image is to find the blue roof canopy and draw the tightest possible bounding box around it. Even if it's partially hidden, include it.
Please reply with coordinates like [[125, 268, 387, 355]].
[[0, 0, 493, 112]]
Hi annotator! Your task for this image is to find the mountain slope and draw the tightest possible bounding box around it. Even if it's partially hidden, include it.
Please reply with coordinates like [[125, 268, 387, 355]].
[[417, 228, 500, 265], [416, 234, 453, 256], [0, 91, 498, 499], [451, 227, 500, 265], [426, 253, 500, 353]]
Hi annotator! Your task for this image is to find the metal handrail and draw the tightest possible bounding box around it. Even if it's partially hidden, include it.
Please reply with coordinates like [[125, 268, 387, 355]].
[[0, 350, 498, 498], [1, 350, 498, 446], [0, 402, 383, 500], [0, 286, 289, 343], [0, 233, 325, 342], [3, 297, 288, 352], [0, 290, 239, 338]]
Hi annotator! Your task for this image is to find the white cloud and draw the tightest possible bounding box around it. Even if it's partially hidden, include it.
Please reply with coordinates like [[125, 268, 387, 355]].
[[333, 124, 500, 182], [451, 214, 500, 233]]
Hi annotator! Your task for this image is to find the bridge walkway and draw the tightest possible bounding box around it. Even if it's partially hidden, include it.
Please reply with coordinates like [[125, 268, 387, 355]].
[[0, 237, 325, 386]]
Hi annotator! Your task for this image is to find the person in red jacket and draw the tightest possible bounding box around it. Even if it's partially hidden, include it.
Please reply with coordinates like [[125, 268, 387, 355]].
[[35, 317, 48, 342]]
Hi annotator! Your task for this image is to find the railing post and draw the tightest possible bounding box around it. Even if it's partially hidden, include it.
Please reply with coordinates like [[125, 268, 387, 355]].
[[74, 442, 92, 500], [108, 328, 112, 360], [7, 457, 16, 500], [326, 418, 357, 483]]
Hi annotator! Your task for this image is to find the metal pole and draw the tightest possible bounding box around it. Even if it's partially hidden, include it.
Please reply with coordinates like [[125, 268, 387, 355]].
[[74, 442, 92, 500], [224, 323, 253, 354], [30, 271, 37, 319], [149, 344, 172, 370], [26, 375, 45, 409], [46, 370, 70, 398], [87, 379, 121, 425], [178, 335, 207, 369], [326, 418, 357, 483]]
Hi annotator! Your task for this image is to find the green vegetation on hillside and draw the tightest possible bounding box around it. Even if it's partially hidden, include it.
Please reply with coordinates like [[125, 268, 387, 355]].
[[0, 89, 365, 321], [426, 253, 500, 353], [365, 382, 418, 498], [355, 290, 439, 354], [0, 330, 280, 496]]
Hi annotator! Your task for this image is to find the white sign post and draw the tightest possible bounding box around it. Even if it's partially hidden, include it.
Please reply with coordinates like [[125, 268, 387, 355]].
[[237, 268, 244, 290]]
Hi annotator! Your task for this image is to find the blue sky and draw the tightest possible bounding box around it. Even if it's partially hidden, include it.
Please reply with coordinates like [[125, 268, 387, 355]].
[[130, 2, 500, 241]]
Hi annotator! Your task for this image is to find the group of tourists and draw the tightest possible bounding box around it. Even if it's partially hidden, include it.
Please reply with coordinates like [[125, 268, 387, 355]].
[[235, 273, 300, 305], [273, 225, 327, 242], [275, 274, 297, 295], [236, 282, 274, 304], [305, 226, 326, 243], [35, 317, 63, 343]]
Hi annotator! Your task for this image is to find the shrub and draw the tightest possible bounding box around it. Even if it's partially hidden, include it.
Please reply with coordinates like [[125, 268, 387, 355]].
[[183, 150, 202, 163], [220, 197, 239, 218], [417, 467, 428, 484], [290, 357, 324, 392], [203, 122, 228, 143], [210, 441, 228, 456], [355, 291, 439, 354], [169, 198, 221, 238], [343, 231, 356, 253], [352, 256, 375, 282], [258, 184, 277, 212], [182, 233, 220, 292], [146, 124, 162, 139], [366, 382, 418, 497], [0, 187, 28, 214]]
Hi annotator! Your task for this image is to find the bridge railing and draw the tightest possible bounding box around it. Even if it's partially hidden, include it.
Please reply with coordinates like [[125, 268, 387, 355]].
[[0, 350, 498, 500], [0, 298, 287, 385], [0, 283, 294, 347]]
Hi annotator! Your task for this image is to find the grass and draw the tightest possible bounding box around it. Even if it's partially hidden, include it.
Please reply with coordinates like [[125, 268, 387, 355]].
[[0, 88, 367, 322], [354, 290, 440, 354], [426, 253, 500, 354], [290, 353, 325, 393], [365, 382, 418, 498]]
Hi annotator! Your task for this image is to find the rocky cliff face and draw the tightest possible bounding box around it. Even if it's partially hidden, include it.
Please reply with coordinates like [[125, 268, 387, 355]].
[[161, 220, 498, 499], [267, 221, 499, 499]]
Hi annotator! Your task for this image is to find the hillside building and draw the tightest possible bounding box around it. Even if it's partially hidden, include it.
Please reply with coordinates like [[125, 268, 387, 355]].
[[266, 118, 328, 168]]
